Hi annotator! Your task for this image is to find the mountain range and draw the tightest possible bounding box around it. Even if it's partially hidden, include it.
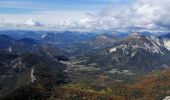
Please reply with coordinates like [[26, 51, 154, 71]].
[[87, 32, 170, 70], [0, 30, 170, 99]]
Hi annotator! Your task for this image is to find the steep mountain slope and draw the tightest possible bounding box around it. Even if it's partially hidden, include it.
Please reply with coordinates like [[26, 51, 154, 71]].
[[158, 33, 170, 51], [0, 53, 68, 96], [0, 35, 69, 99], [87, 33, 170, 70]]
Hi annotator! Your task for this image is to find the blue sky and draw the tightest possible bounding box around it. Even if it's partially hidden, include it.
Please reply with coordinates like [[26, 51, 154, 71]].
[[0, 0, 135, 13], [0, 0, 169, 32], [0, 0, 134, 29]]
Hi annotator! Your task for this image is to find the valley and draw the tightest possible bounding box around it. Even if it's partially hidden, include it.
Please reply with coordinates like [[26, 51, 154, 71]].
[[1, 0, 170, 99], [0, 30, 170, 100]]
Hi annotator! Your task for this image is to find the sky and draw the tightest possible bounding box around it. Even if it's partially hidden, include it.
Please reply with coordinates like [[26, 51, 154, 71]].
[[0, 0, 170, 32]]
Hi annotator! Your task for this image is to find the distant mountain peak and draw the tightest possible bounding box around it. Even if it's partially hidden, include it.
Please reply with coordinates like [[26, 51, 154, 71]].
[[109, 33, 166, 55], [130, 32, 141, 36], [102, 34, 170, 70], [127, 32, 142, 39]]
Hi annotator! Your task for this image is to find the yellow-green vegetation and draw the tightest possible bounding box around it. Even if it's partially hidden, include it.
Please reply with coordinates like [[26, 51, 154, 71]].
[[49, 70, 170, 100], [50, 83, 124, 100]]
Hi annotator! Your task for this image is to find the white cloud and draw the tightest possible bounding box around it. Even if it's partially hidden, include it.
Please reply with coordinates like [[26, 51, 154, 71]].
[[92, 0, 170, 31], [52, 0, 170, 31], [24, 18, 43, 26], [80, 18, 91, 23], [0, 0, 170, 32]]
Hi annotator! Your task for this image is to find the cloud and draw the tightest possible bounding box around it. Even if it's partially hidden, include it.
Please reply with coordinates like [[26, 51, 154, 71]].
[[0, 17, 46, 30], [80, 18, 91, 24], [53, 0, 170, 32], [0, 0, 170, 32], [24, 18, 43, 26], [92, 0, 170, 31]]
